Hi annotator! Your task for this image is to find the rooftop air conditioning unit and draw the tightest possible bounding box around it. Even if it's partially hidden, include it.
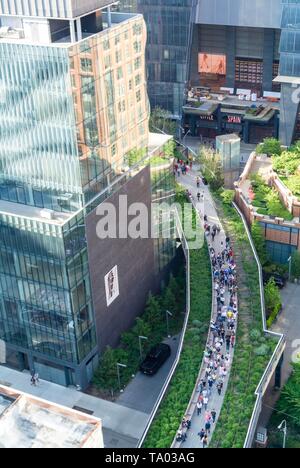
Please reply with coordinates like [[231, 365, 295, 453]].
[[40, 209, 55, 220]]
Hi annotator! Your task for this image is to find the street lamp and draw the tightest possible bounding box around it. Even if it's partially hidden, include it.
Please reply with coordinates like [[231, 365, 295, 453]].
[[116, 362, 127, 392], [166, 310, 173, 338], [278, 420, 287, 448], [138, 336, 148, 361], [288, 256, 292, 282]]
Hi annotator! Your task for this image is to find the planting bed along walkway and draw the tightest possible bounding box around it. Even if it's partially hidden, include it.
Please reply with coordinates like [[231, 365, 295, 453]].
[[174, 168, 238, 448]]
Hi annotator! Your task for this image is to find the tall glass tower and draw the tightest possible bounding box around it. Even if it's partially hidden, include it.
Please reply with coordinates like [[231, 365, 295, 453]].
[[277, 0, 300, 144], [0, 1, 151, 388], [138, 0, 196, 118]]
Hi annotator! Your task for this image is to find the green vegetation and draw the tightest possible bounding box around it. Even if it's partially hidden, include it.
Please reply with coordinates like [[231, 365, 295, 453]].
[[265, 279, 282, 328], [267, 364, 300, 448], [210, 192, 277, 448], [271, 141, 300, 198], [93, 274, 185, 395], [142, 186, 212, 448], [149, 107, 177, 137], [256, 138, 282, 156], [220, 189, 235, 205], [250, 174, 293, 221], [199, 147, 224, 191], [291, 251, 300, 280], [125, 148, 147, 167], [251, 221, 268, 267]]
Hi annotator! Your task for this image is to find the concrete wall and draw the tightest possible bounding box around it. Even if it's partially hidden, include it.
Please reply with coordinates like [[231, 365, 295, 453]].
[[195, 0, 282, 29], [85, 166, 156, 351]]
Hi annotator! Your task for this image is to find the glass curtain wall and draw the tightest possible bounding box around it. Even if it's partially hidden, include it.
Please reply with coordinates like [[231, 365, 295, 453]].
[[138, 0, 194, 117], [280, 0, 300, 76]]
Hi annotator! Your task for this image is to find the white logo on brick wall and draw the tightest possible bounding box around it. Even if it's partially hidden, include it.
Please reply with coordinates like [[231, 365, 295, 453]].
[[105, 266, 119, 307]]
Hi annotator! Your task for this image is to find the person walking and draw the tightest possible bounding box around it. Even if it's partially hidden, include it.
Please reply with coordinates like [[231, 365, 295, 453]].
[[211, 409, 217, 424], [205, 420, 211, 435], [217, 381, 223, 396], [203, 396, 209, 410], [198, 428, 205, 441], [197, 400, 203, 416], [202, 434, 208, 449]]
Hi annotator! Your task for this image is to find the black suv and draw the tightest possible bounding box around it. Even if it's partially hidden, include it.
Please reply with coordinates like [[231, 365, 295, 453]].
[[140, 343, 171, 375], [263, 272, 286, 289]]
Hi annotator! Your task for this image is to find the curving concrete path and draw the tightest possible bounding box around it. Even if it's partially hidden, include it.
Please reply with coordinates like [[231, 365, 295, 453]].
[[177, 167, 238, 448]]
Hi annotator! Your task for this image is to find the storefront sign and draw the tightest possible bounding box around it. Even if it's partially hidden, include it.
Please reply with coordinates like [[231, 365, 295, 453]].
[[199, 114, 215, 121], [226, 115, 242, 124]]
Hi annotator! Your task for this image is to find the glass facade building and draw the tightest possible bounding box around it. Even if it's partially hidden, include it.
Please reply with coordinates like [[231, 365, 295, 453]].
[[0, 3, 157, 388], [280, 0, 300, 77], [138, 0, 196, 118]]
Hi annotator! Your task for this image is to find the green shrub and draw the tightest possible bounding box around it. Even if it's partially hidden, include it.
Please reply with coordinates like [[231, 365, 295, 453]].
[[256, 138, 282, 156], [254, 344, 270, 356], [220, 189, 235, 205]]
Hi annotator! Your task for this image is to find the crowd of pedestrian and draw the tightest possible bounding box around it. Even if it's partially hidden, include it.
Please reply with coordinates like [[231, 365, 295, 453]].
[[175, 171, 239, 448], [174, 157, 193, 177], [195, 230, 238, 447]]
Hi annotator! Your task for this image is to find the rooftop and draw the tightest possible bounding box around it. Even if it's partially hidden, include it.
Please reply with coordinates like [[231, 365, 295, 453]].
[[0, 0, 116, 20], [0, 12, 139, 47], [0, 385, 103, 448], [0, 199, 73, 226]]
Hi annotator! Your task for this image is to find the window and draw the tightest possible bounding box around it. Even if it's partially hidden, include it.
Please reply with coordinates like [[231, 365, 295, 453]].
[[80, 58, 92, 73], [117, 67, 123, 80]]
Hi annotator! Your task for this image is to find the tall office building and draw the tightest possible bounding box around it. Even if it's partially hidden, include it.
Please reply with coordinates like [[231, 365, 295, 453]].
[[277, 0, 300, 145], [138, 0, 196, 119], [0, 1, 176, 388]]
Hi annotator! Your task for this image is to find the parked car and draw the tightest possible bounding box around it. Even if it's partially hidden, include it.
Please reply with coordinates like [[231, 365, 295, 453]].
[[263, 271, 286, 289], [140, 343, 171, 375]]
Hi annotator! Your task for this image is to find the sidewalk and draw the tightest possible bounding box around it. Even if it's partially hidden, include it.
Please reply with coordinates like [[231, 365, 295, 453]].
[[177, 167, 237, 448], [0, 365, 148, 448]]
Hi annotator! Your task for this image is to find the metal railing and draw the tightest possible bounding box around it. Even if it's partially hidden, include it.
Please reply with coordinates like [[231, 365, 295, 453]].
[[137, 210, 191, 448], [233, 202, 286, 449]]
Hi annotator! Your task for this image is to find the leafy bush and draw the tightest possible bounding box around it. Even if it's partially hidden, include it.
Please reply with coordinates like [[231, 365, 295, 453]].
[[250, 176, 294, 221], [255, 344, 270, 356], [264, 279, 282, 322], [220, 189, 235, 205], [256, 138, 282, 156], [251, 222, 269, 266]]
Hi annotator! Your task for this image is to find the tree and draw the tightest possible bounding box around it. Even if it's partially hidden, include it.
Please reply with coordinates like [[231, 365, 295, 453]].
[[161, 286, 177, 318], [277, 363, 300, 429], [199, 147, 224, 191], [143, 293, 163, 329], [264, 279, 282, 315], [149, 107, 177, 136], [92, 346, 129, 392], [163, 140, 176, 159]]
